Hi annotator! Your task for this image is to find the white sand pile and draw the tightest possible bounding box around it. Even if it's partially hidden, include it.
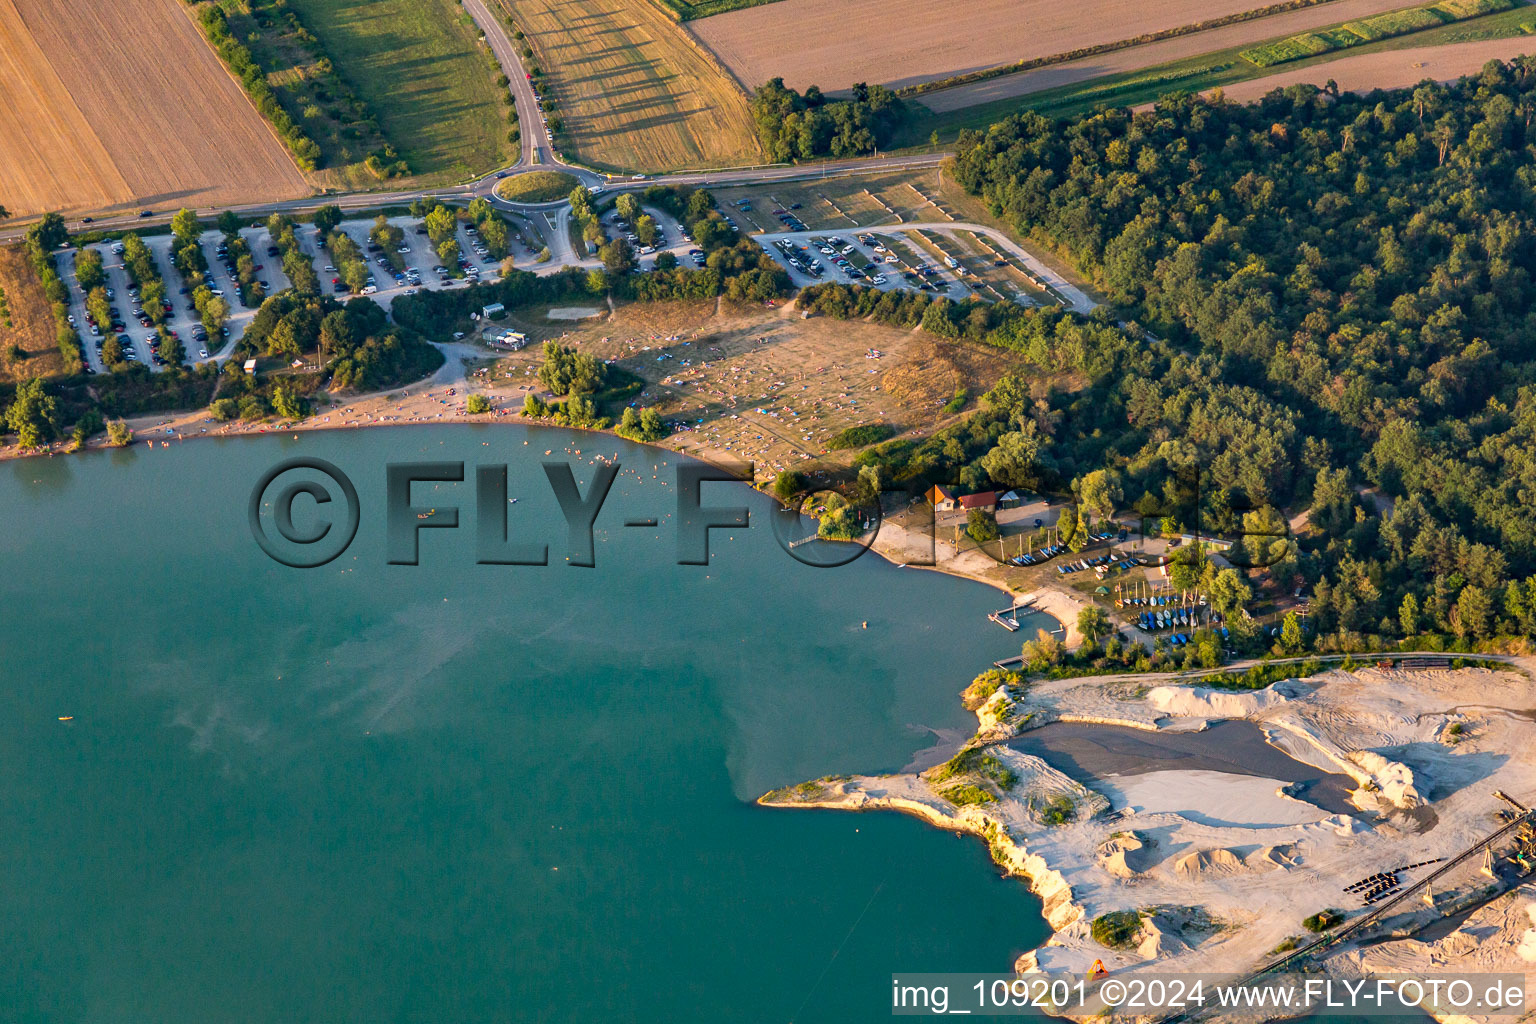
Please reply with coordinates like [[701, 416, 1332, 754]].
[[1250, 843, 1300, 870], [1350, 750, 1423, 808], [1173, 847, 1245, 879], [1097, 770, 1336, 828], [1136, 913, 1190, 959], [1518, 903, 1536, 963], [1146, 679, 1306, 719], [1098, 832, 1153, 878]]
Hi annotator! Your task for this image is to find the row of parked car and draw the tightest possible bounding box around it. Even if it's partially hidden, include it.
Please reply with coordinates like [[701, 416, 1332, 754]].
[[768, 201, 807, 233]]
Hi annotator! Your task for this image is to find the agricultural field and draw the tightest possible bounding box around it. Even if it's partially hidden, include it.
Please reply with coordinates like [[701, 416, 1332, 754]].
[[1221, 33, 1536, 97], [1241, 0, 1511, 64], [898, 1, 1536, 143], [0, 0, 310, 219], [495, 0, 761, 172], [267, 0, 512, 183], [0, 245, 65, 381], [914, 0, 1418, 112], [687, 0, 1284, 92]]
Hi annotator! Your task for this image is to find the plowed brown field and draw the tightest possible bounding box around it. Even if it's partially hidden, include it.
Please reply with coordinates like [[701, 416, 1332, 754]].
[[0, 0, 310, 219]]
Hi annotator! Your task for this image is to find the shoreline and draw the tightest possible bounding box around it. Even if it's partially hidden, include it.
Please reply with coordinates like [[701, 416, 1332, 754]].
[[1, 364, 1082, 639], [761, 662, 1536, 1020]]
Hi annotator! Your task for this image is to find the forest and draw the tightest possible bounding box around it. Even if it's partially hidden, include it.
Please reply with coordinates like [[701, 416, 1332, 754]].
[[862, 61, 1536, 650]]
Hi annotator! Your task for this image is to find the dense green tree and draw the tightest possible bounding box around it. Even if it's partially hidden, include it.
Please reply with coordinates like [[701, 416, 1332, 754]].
[[1077, 468, 1122, 519], [271, 383, 308, 421], [5, 377, 59, 447], [599, 239, 634, 275], [966, 507, 1000, 543], [171, 208, 201, 244], [1209, 568, 1253, 619], [1279, 611, 1304, 654], [1077, 604, 1110, 645], [75, 248, 106, 292], [25, 212, 67, 252], [312, 205, 342, 236], [537, 341, 605, 396]]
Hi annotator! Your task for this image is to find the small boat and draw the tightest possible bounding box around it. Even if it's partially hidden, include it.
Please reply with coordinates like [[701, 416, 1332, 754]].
[[58, 716, 73, 721]]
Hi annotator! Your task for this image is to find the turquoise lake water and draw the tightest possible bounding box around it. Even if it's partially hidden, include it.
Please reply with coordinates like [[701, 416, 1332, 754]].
[[0, 424, 1054, 1023]]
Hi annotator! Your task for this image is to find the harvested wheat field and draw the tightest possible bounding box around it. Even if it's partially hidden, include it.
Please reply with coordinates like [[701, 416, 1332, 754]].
[[498, 0, 760, 172], [0, 0, 310, 219], [918, 0, 1417, 112], [1209, 36, 1536, 102], [690, 0, 1296, 93]]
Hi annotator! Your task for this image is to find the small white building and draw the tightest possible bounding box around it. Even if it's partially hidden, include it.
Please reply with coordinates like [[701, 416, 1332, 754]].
[[242, 359, 257, 375], [481, 302, 507, 320]]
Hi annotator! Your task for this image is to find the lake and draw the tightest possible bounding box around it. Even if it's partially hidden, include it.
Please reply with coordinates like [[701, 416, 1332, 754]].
[[0, 424, 1053, 1023]]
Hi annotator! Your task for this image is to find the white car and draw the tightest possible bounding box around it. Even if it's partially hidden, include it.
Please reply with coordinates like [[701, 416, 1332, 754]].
[[871, 275, 887, 285]]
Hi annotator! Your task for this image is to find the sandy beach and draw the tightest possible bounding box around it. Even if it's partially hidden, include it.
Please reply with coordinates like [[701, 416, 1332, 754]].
[[2, 324, 1095, 640]]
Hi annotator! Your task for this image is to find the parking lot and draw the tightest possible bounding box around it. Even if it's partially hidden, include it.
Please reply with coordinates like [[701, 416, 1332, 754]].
[[52, 181, 1096, 380], [59, 213, 526, 374], [751, 225, 1027, 305], [744, 214, 1095, 312]]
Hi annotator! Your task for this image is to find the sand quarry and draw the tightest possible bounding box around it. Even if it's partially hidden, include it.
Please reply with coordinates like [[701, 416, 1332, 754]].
[[765, 661, 1536, 1015]]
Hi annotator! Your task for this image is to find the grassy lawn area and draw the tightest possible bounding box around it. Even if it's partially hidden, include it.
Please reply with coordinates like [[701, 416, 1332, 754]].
[[280, 0, 512, 182], [494, 170, 580, 203], [897, 3, 1536, 146]]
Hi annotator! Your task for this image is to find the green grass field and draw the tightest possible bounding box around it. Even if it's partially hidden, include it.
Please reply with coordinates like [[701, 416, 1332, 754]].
[[280, 0, 512, 181], [1241, 0, 1513, 65]]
